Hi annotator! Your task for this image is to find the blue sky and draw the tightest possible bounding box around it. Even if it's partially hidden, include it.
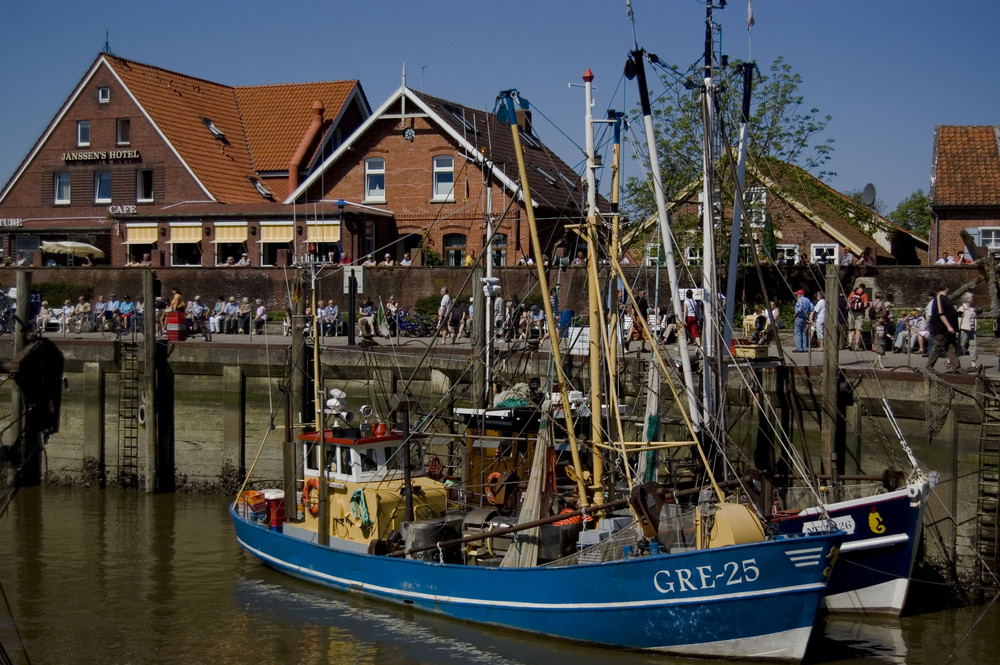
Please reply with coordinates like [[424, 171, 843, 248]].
[[1, 0, 996, 214]]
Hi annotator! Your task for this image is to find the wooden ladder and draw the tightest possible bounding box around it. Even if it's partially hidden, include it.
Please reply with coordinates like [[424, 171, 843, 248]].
[[116, 339, 141, 488], [976, 378, 1000, 585]]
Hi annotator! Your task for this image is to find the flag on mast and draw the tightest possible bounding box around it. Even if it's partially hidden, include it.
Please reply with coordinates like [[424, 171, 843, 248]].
[[748, 1, 755, 30]]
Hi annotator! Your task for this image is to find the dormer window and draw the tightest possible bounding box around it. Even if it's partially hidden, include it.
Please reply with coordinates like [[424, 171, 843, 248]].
[[98, 87, 110, 104], [200, 116, 226, 141], [249, 177, 273, 200]]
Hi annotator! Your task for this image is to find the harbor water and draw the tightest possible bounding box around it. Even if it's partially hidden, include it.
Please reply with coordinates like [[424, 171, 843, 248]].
[[0, 486, 997, 665]]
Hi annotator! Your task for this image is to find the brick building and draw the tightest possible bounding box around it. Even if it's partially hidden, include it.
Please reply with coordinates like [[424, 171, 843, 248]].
[[0, 52, 371, 267], [624, 157, 927, 266], [287, 84, 590, 266], [930, 125, 1000, 263]]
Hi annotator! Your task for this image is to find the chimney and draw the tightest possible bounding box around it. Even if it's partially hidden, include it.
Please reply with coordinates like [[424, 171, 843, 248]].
[[514, 108, 533, 135], [288, 100, 325, 194]]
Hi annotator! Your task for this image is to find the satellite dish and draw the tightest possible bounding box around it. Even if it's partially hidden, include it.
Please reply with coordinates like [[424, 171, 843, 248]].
[[860, 183, 876, 207]]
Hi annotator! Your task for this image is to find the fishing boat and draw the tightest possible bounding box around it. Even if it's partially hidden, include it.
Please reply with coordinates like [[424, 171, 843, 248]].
[[617, 0, 933, 619], [231, 64, 847, 659]]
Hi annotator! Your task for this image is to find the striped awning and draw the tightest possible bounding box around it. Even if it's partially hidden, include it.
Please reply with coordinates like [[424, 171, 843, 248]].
[[211, 224, 248, 244], [124, 224, 158, 245], [167, 225, 202, 244], [259, 224, 293, 243], [306, 224, 340, 243]]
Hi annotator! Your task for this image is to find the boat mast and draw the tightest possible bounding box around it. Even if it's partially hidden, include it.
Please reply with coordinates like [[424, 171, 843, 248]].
[[583, 69, 604, 497], [722, 62, 755, 360], [496, 90, 590, 507], [626, 50, 701, 429], [310, 257, 330, 546], [699, 1, 723, 440]]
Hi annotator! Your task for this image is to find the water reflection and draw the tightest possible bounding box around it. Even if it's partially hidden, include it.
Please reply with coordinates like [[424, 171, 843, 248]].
[[0, 487, 998, 665]]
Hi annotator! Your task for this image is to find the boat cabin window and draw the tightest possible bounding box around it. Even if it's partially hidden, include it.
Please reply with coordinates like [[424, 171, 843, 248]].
[[361, 448, 378, 472], [384, 446, 400, 470]]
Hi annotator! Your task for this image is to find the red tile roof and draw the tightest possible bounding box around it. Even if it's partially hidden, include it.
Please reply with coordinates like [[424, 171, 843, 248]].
[[932, 125, 1000, 206], [236, 80, 359, 173], [105, 55, 358, 203]]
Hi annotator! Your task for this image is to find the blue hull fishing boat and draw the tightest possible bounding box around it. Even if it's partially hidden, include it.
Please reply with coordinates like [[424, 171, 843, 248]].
[[232, 26, 846, 658], [231, 506, 840, 660], [772, 480, 928, 615]]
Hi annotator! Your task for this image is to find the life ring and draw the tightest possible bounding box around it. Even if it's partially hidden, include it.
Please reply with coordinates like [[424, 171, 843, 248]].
[[485, 471, 503, 505], [427, 455, 444, 479], [302, 478, 320, 517]]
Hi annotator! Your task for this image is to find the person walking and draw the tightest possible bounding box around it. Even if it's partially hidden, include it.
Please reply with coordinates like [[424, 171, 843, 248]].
[[926, 285, 960, 372], [957, 292, 979, 370], [792, 289, 814, 352], [846, 285, 868, 351]]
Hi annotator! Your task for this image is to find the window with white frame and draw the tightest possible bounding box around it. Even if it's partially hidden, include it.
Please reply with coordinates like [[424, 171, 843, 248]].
[[488, 233, 507, 266], [54, 172, 71, 205], [136, 169, 154, 203], [444, 233, 466, 266], [811, 243, 838, 264], [77, 120, 90, 147], [980, 228, 1000, 250], [364, 158, 385, 202], [746, 186, 767, 228], [94, 172, 111, 203], [775, 243, 798, 264], [431, 155, 454, 201], [684, 246, 702, 266], [98, 87, 110, 104], [116, 118, 130, 145]]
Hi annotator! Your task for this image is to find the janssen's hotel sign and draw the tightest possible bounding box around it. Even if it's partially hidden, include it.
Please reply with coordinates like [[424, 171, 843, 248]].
[[62, 149, 141, 163]]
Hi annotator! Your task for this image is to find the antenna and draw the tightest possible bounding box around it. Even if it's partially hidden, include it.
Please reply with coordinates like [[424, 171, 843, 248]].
[[860, 183, 876, 208]]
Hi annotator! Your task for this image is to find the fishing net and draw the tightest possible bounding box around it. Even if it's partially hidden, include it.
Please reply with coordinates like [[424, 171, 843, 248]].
[[924, 372, 955, 441]]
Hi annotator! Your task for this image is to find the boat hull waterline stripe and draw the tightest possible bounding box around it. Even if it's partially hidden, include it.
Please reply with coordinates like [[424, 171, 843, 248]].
[[238, 533, 826, 610]]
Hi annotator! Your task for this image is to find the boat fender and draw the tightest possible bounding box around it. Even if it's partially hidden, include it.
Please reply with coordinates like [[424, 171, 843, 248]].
[[302, 478, 320, 517]]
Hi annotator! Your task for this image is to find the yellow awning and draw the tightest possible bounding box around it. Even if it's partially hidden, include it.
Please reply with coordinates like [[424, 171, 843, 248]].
[[306, 224, 340, 243], [167, 225, 202, 244], [211, 224, 248, 244], [259, 224, 293, 243], [124, 225, 158, 245]]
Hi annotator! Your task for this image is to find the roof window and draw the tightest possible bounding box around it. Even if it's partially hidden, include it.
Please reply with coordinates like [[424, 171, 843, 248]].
[[558, 172, 579, 190], [443, 104, 479, 135], [249, 177, 273, 200], [530, 164, 557, 186], [201, 116, 227, 141]]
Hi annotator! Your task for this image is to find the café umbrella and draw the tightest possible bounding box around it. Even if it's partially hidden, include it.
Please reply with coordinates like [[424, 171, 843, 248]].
[[40, 241, 104, 259]]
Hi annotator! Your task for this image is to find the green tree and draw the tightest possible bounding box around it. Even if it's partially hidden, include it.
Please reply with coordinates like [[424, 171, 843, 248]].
[[888, 189, 931, 239], [623, 56, 834, 255]]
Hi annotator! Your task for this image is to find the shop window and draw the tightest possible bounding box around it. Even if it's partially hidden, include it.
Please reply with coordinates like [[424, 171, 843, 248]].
[[136, 169, 154, 203], [116, 118, 130, 145], [432, 155, 454, 201], [365, 158, 385, 202], [54, 172, 71, 205], [77, 120, 90, 147], [94, 172, 111, 204], [443, 233, 466, 266]]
